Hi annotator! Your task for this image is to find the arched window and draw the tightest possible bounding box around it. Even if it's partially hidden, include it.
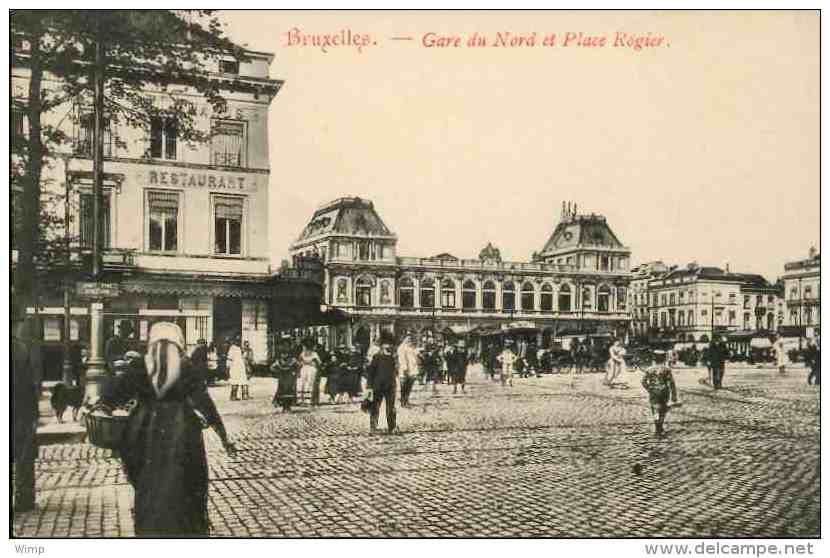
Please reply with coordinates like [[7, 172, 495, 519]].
[[582, 286, 593, 310], [355, 277, 373, 308], [540, 284, 553, 312], [399, 277, 414, 309], [790, 287, 799, 300], [558, 284, 572, 312], [379, 280, 392, 304], [482, 280, 496, 310], [597, 285, 611, 312], [441, 278, 456, 308], [502, 281, 516, 311], [462, 280, 477, 310], [420, 278, 435, 308], [805, 286, 813, 299], [521, 282, 535, 311]]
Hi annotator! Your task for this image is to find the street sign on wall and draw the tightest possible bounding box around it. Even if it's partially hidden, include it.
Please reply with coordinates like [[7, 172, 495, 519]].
[[76, 281, 121, 299]]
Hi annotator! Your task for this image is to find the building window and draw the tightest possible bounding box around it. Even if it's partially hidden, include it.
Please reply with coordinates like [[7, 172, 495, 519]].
[[687, 310, 694, 326], [582, 286, 593, 310], [76, 112, 113, 157], [399, 277, 414, 308], [380, 280, 392, 305], [597, 285, 611, 312], [482, 281, 496, 310], [617, 287, 626, 311], [521, 282, 535, 311], [669, 293, 676, 306], [804, 286, 813, 299], [729, 293, 736, 304], [744, 313, 751, 329], [462, 280, 476, 310], [219, 59, 240, 74], [355, 277, 372, 308], [79, 191, 112, 249], [805, 307, 813, 325], [149, 117, 178, 160], [502, 281, 516, 311], [660, 294, 667, 306], [211, 120, 246, 167], [357, 241, 369, 261], [213, 195, 244, 255], [540, 284, 553, 311], [678, 312, 685, 327], [790, 287, 798, 300], [336, 278, 348, 303], [12, 107, 26, 141], [147, 190, 179, 252], [652, 293, 658, 307], [420, 278, 435, 308], [729, 310, 736, 326], [660, 313, 667, 328], [558, 284, 572, 312], [441, 279, 456, 309], [600, 254, 609, 271], [743, 295, 750, 309]]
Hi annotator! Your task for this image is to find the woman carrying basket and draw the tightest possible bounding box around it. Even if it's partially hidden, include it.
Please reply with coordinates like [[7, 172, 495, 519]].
[[89, 322, 236, 537]]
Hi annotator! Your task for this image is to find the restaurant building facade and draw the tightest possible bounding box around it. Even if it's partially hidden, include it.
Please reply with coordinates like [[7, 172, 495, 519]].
[[12, 43, 322, 379]]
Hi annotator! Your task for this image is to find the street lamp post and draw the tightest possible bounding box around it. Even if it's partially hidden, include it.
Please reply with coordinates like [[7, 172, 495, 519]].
[[83, 28, 108, 403]]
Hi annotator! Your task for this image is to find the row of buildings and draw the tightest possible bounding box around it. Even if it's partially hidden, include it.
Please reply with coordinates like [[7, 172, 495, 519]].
[[12, 30, 819, 382], [290, 198, 819, 350]]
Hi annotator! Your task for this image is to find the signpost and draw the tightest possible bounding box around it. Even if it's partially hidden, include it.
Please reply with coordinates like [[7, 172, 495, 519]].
[[76, 281, 121, 402]]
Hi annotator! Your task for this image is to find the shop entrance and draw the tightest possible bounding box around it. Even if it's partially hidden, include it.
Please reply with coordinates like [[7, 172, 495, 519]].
[[213, 298, 242, 346]]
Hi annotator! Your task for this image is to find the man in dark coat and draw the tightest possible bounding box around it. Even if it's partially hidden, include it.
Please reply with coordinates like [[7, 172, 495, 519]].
[[190, 339, 209, 384], [709, 336, 728, 389], [105, 321, 134, 373], [446, 342, 469, 394], [366, 333, 398, 434]]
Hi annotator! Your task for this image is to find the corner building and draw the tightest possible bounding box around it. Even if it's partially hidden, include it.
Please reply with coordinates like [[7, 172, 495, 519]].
[[290, 199, 632, 348], [12, 44, 322, 377]]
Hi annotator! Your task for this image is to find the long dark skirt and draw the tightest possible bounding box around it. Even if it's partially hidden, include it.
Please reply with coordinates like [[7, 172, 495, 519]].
[[120, 399, 209, 537], [325, 369, 341, 400], [274, 371, 297, 409]]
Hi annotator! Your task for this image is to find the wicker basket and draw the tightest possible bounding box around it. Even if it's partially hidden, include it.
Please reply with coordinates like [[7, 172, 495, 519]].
[[85, 412, 130, 450]]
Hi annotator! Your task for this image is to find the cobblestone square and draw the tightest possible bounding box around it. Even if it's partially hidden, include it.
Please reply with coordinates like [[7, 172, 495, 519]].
[[13, 364, 820, 538]]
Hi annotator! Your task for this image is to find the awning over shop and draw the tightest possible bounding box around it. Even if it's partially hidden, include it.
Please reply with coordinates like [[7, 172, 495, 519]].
[[270, 304, 350, 330], [119, 273, 320, 301]]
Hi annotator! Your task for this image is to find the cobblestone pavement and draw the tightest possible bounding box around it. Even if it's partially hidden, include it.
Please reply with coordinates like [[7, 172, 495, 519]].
[[12, 364, 820, 538]]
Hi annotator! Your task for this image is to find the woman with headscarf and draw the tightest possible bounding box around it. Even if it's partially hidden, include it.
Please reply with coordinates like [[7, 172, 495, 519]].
[[92, 322, 236, 537], [226, 336, 248, 401]]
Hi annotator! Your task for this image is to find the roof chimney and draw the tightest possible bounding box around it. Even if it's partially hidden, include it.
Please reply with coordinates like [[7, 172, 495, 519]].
[[725, 262, 730, 273]]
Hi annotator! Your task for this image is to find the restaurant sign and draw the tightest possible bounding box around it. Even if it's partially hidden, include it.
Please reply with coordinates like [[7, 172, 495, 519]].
[[76, 281, 122, 299], [146, 169, 257, 192]]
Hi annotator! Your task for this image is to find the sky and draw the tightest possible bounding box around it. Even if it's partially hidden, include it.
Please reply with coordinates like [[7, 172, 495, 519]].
[[219, 10, 819, 281]]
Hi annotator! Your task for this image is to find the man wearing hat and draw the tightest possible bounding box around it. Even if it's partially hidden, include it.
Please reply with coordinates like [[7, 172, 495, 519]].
[[496, 339, 518, 387], [190, 338, 209, 384], [366, 332, 398, 434], [105, 320, 135, 374], [640, 350, 680, 436], [446, 341, 469, 394]]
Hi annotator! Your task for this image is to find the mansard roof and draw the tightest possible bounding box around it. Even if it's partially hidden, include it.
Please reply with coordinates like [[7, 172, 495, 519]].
[[539, 213, 625, 256], [295, 197, 397, 243]]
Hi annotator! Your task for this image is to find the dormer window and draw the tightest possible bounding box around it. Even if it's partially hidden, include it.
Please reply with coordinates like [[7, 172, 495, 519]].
[[219, 59, 240, 75]]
